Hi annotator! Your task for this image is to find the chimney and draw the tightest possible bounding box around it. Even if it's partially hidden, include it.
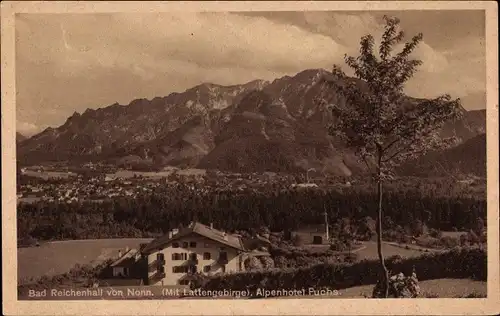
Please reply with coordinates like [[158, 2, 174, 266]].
[[118, 250, 122, 258], [168, 231, 173, 239], [210, 223, 214, 229]]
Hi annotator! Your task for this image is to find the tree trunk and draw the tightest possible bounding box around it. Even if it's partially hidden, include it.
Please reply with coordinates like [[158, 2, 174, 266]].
[[376, 156, 389, 298]]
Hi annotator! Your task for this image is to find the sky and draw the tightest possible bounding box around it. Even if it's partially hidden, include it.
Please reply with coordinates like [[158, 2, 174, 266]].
[[16, 10, 486, 136]]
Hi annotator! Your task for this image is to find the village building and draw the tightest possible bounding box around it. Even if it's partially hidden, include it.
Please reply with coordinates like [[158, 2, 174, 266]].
[[104, 222, 270, 287], [286, 223, 330, 245], [285, 212, 331, 245]]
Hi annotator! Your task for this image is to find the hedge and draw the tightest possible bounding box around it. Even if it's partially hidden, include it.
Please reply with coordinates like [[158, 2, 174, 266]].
[[202, 247, 486, 292]]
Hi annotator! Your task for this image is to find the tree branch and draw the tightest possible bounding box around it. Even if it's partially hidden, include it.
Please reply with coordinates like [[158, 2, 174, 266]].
[[382, 137, 401, 153], [361, 155, 373, 174]]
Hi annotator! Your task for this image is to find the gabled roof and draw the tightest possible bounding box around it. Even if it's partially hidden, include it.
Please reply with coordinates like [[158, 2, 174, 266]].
[[98, 279, 143, 286], [142, 222, 245, 254], [294, 223, 327, 233], [110, 248, 139, 267]]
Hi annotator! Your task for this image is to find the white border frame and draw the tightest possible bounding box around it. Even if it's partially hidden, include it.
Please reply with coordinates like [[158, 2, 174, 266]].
[[2, 2, 498, 315]]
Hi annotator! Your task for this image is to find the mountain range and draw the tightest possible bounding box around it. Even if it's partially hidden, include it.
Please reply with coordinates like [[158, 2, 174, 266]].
[[17, 69, 486, 177], [398, 133, 486, 177]]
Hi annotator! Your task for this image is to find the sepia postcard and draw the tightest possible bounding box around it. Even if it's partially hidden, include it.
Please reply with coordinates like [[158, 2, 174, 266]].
[[2, 1, 499, 315]]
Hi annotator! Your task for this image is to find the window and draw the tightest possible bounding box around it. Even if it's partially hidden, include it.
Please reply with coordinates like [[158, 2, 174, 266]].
[[158, 266, 165, 273], [173, 266, 187, 273], [182, 242, 189, 248], [172, 242, 179, 248], [313, 235, 323, 245], [157, 253, 165, 261], [219, 252, 228, 261], [221, 265, 226, 273], [172, 253, 187, 260], [189, 253, 197, 261], [189, 242, 197, 248], [203, 265, 211, 273], [189, 265, 197, 273], [203, 252, 211, 260]]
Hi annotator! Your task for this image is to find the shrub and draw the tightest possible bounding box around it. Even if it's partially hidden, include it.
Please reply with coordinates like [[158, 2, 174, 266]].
[[429, 229, 443, 239], [459, 292, 486, 298], [344, 253, 358, 264], [190, 273, 210, 289], [372, 271, 420, 298], [459, 234, 468, 246], [467, 230, 480, 245], [291, 234, 305, 247], [423, 292, 440, 298], [439, 236, 459, 248], [330, 240, 348, 251], [259, 256, 275, 269], [244, 256, 263, 271]]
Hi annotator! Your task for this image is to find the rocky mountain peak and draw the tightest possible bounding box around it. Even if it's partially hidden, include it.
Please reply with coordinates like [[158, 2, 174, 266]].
[[17, 69, 486, 176]]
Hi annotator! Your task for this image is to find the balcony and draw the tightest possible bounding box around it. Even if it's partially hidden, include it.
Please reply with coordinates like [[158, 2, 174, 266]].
[[188, 254, 198, 265], [187, 266, 198, 274], [217, 257, 228, 265], [157, 271, 166, 278], [189, 258, 198, 265], [148, 259, 165, 273], [149, 270, 166, 280]]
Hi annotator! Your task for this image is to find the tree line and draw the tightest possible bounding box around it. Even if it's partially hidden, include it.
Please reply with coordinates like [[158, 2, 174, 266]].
[[17, 181, 486, 243]]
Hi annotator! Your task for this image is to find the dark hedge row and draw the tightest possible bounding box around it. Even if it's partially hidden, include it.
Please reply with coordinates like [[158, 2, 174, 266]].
[[202, 247, 486, 293]]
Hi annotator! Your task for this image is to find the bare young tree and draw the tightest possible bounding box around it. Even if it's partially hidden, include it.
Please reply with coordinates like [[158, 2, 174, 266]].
[[322, 16, 463, 298]]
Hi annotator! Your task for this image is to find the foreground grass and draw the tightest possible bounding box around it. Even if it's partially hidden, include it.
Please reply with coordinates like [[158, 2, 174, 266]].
[[277, 279, 487, 299]]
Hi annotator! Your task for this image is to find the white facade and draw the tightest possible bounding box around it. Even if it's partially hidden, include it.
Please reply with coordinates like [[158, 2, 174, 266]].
[[146, 234, 244, 286]]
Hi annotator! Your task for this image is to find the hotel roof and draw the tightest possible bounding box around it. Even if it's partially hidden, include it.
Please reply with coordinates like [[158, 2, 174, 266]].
[[142, 222, 245, 254]]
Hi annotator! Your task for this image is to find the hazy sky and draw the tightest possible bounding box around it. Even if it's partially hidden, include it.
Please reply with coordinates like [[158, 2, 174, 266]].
[[16, 10, 486, 136]]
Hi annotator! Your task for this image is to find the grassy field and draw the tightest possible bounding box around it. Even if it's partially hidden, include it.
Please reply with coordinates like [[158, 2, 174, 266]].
[[335, 278, 487, 298], [21, 170, 77, 179], [18, 238, 153, 283], [441, 231, 467, 238], [354, 241, 436, 260], [274, 279, 487, 299]]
